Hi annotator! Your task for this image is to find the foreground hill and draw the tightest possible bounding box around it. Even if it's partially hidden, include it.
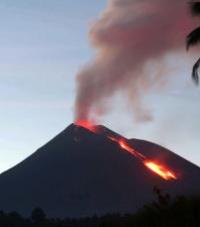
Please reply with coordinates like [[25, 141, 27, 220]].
[[0, 124, 199, 217]]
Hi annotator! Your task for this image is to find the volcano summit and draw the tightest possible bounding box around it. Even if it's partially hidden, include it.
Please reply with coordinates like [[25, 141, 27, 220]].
[[0, 124, 199, 218]]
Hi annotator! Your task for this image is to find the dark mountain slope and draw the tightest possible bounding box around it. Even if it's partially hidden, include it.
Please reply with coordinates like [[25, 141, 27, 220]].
[[0, 124, 199, 218]]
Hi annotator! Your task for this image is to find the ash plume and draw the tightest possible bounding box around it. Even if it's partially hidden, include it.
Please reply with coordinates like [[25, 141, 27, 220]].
[[75, 0, 194, 122]]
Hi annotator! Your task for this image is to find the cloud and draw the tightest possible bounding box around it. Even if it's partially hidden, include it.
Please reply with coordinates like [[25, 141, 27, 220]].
[[75, 0, 195, 122]]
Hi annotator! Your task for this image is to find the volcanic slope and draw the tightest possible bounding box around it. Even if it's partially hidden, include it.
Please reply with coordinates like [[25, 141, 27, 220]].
[[0, 124, 199, 218]]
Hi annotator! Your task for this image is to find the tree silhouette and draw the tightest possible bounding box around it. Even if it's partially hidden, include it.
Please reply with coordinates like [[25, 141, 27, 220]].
[[187, 1, 200, 85], [31, 207, 46, 223], [26, 198, 199, 227], [0, 197, 199, 227]]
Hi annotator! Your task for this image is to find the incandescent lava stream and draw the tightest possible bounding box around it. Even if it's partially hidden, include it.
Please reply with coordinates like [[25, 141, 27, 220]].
[[75, 121, 177, 181]]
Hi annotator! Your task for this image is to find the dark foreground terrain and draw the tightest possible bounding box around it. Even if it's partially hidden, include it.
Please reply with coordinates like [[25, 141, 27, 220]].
[[0, 190, 200, 227]]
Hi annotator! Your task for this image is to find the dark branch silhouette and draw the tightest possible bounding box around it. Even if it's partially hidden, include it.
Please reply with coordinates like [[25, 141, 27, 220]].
[[192, 57, 200, 84], [189, 1, 200, 16], [187, 27, 200, 50], [187, 1, 200, 85]]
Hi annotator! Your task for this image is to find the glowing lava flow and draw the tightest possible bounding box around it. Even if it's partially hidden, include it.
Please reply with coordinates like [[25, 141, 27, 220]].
[[144, 161, 177, 180], [108, 136, 146, 160], [109, 136, 177, 180], [75, 121, 177, 181]]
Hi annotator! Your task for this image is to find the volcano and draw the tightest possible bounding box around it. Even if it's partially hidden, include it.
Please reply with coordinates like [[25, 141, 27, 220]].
[[0, 124, 199, 218]]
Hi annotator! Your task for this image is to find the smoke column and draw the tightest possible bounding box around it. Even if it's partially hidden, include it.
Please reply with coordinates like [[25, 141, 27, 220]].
[[75, 0, 194, 122]]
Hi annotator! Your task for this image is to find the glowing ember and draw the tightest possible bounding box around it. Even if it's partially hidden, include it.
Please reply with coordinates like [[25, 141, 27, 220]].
[[144, 161, 177, 180], [76, 122, 178, 181], [75, 120, 97, 133]]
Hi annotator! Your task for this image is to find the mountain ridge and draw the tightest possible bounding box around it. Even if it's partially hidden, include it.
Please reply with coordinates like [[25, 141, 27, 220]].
[[0, 123, 199, 218]]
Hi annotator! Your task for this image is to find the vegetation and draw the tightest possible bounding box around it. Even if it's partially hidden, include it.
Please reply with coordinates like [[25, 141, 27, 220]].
[[187, 1, 200, 85], [0, 189, 199, 227]]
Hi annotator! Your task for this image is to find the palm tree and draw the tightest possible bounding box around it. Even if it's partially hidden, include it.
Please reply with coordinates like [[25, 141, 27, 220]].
[[187, 1, 200, 85]]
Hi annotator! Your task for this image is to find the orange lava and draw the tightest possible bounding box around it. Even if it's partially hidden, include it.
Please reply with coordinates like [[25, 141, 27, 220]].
[[107, 136, 177, 181], [76, 123, 178, 181], [119, 139, 146, 160], [75, 120, 97, 133], [144, 161, 177, 180], [108, 136, 145, 160]]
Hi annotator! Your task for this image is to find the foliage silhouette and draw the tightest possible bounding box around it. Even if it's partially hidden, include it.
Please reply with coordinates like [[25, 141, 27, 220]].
[[31, 207, 46, 223], [0, 190, 199, 226], [187, 1, 200, 85]]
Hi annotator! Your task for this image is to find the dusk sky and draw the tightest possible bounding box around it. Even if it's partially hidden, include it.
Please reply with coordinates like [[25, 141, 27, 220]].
[[0, 0, 200, 173]]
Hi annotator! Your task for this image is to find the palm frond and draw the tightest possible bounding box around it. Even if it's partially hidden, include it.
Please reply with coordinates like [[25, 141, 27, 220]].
[[186, 27, 200, 50], [192, 57, 200, 85], [189, 1, 200, 16]]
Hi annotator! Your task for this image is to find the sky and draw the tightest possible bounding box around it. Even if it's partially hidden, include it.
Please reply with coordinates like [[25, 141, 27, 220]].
[[0, 0, 200, 173]]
